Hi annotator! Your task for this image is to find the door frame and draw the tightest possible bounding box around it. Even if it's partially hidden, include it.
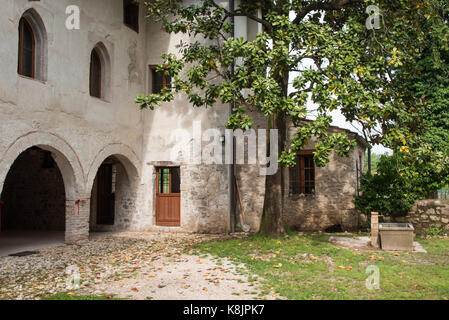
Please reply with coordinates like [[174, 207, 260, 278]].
[[155, 167, 181, 227]]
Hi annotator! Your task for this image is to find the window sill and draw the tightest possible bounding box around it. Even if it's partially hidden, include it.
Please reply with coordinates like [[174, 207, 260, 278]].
[[124, 24, 139, 34], [288, 194, 316, 200], [18, 74, 46, 85], [89, 95, 111, 104]]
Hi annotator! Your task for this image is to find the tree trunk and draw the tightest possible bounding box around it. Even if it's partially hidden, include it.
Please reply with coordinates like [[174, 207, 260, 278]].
[[259, 111, 287, 236]]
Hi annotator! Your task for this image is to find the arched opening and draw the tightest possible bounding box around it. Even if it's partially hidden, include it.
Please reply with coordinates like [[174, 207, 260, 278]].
[[90, 49, 102, 98], [89, 156, 136, 232], [18, 18, 35, 78], [89, 43, 111, 101], [0, 147, 65, 255], [17, 9, 48, 81]]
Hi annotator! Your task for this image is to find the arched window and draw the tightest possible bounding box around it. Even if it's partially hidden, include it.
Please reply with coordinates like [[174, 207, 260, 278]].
[[18, 18, 35, 78], [90, 49, 102, 98], [17, 9, 48, 81]]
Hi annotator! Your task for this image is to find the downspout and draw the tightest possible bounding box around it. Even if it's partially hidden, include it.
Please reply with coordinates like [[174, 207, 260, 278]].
[[229, 0, 237, 233]]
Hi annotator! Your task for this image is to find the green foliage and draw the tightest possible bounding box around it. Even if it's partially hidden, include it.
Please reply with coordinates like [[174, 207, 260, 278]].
[[367, 152, 389, 173], [137, 0, 449, 169], [425, 225, 447, 237], [355, 154, 418, 217], [355, 148, 449, 217], [405, 0, 449, 154]]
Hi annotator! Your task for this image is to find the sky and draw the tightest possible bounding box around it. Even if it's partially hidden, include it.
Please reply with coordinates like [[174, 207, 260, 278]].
[[329, 109, 391, 155]]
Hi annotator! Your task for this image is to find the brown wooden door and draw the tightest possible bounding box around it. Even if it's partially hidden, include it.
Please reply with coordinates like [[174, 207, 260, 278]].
[[156, 167, 180, 226], [97, 164, 115, 225]]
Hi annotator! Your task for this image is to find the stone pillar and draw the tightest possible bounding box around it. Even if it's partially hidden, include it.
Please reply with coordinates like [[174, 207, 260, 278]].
[[371, 212, 379, 248], [65, 195, 90, 244]]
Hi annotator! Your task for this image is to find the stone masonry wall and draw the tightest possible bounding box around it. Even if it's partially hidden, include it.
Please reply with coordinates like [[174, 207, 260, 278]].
[[236, 114, 367, 232], [359, 200, 449, 233], [406, 200, 449, 232]]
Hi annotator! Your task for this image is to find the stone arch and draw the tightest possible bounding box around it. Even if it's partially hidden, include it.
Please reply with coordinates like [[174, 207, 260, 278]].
[[90, 42, 112, 101], [0, 132, 85, 197], [19, 8, 48, 81], [87, 144, 140, 231], [87, 143, 140, 193], [0, 132, 87, 244]]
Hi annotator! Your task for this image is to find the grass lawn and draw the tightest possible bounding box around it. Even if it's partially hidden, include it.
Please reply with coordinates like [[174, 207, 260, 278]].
[[194, 232, 449, 300], [43, 293, 123, 300]]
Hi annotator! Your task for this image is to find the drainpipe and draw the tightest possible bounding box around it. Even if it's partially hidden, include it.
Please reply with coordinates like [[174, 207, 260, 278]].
[[229, 0, 237, 233]]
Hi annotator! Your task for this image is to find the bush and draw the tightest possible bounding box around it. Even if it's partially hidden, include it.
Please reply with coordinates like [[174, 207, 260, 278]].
[[354, 154, 419, 218]]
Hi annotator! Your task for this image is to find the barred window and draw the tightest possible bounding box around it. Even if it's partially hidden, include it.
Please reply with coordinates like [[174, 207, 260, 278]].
[[289, 152, 315, 195], [150, 66, 172, 94]]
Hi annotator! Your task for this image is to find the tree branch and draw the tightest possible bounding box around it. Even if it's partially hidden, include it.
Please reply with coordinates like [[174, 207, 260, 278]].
[[293, 0, 363, 25], [209, 0, 272, 31]]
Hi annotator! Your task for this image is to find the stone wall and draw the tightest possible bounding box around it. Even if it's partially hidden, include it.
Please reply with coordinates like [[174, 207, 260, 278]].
[[236, 115, 367, 233], [358, 200, 449, 233], [282, 147, 364, 232], [406, 200, 449, 232]]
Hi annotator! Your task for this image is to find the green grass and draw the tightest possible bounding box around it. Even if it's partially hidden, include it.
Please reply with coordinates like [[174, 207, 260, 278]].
[[43, 293, 124, 300], [194, 233, 449, 300]]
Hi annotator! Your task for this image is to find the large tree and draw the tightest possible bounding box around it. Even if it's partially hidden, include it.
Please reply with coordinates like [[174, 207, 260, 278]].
[[137, 0, 448, 235]]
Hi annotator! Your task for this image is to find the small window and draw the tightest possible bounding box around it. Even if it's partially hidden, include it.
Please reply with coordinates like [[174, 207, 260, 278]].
[[150, 66, 172, 94], [289, 152, 315, 195], [157, 167, 180, 194], [124, 0, 139, 32], [90, 49, 102, 98], [18, 18, 35, 78]]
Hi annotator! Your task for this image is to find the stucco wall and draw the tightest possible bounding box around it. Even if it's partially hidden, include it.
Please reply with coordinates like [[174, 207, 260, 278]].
[[0, 0, 148, 243], [0, 0, 235, 241]]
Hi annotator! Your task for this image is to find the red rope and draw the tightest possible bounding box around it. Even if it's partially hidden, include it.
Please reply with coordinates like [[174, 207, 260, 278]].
[[66, 198, 90, 216]]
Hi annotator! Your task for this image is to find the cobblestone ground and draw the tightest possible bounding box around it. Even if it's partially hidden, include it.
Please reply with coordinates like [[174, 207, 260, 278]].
[[0, 232, 271, 300]]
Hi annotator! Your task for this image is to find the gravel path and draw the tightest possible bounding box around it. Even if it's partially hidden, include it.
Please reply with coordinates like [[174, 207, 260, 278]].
[[0, 232, 271, 300]]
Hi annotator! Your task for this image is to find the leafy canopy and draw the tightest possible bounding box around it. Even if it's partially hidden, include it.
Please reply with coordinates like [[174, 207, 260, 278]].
[[137, 0, 448, 169]]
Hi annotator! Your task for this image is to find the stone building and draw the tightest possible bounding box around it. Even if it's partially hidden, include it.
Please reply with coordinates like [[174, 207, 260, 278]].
[[0, 0, 366, 245]]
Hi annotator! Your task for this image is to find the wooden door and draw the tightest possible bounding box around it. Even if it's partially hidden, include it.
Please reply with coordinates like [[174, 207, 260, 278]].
[[97, 164, 115, 225], [156, 167, 181, 226]]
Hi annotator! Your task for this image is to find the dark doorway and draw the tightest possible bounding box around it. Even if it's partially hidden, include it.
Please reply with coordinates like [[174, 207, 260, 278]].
[[0, 147, 65, 232], [96, 164, 115, 225]]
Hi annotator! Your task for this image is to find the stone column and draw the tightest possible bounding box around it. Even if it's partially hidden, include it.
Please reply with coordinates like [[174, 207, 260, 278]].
[[65, 195, 90, 244], [371, 212, 379, 248]]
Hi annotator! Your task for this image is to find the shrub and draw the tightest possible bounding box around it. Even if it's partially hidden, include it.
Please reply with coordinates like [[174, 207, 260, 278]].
[[355, 154, 419, 218], [424, 225, 446, 237]]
